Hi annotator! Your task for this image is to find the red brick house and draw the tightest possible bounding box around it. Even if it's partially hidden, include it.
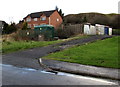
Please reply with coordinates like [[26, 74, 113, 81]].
[[23, 10, 63, 29]]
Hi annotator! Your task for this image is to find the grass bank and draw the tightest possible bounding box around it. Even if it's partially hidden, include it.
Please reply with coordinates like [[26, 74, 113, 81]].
[[43, 36, 119, 69], [2, 35, 88, 54], [2, 40, 62, 54]]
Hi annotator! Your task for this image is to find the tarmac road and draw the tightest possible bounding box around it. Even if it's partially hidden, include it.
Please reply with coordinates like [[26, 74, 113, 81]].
[[2, 64, 118, 85], [2, 35, 118, 85], [2, 35, 112, 69]]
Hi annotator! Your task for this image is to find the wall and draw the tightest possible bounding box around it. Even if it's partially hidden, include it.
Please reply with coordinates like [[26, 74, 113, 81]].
[[25, 15, 49, 29], [49, 11, 63, 29], [24, 11, 63, 29]]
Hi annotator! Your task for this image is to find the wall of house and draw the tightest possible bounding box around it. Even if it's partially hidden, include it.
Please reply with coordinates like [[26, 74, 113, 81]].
[[24, 11, 63, 29], [50, 11, 63, 29], [25, 15, 49, 29]]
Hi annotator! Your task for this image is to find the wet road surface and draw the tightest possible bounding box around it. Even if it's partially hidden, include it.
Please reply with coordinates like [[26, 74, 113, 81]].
[[2, 64, 118, 85]]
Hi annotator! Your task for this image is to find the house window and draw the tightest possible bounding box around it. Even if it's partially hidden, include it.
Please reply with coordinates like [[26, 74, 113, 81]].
[[40, 17, 46, 21], [33, 24, 38, 27], [34, 18, 37, 21], [56, 18, 59, 22], [26, 18, 31, 22], [28, 24, 31, 28]]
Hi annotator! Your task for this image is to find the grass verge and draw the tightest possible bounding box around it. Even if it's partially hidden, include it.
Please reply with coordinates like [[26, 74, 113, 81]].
[[43, 36, 119, 69], [2, 40, 62, 54], [2, 35, 88, 54]]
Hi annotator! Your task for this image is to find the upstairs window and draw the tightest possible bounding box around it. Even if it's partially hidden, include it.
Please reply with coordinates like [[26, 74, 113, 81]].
[[40, 17, 46, 21], [26, 18, 31, 22], [56, 18, 59, 22], [34, 18, 37, 21]]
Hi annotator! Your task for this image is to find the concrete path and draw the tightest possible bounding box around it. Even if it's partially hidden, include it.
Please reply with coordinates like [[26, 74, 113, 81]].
[[42, 59, 120, 80]]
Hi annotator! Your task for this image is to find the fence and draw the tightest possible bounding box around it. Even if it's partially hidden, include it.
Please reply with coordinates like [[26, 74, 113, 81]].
[[15, 29, 54, 41], [55, 24, 84, 39], [63, 24, 84, 34], [13, 24, 84, 41]]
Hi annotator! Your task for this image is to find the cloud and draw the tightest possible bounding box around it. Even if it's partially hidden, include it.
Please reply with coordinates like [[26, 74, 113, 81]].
[[0, 0, 119, 23]]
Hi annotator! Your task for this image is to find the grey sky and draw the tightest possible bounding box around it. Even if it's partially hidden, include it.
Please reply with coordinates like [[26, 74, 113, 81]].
[[0, 0, 119, 24]]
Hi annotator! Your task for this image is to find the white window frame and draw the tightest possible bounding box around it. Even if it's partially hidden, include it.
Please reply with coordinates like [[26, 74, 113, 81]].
[[26, 18, 31, 22], [40, 17, 46, 21], [34, 18, 37, 21]]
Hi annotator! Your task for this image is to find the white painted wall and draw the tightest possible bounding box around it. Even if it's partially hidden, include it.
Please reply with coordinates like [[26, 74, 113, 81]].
[[90, 25, 96, 35], [84, 25, 90, 35], [109, 28, 112, 35]]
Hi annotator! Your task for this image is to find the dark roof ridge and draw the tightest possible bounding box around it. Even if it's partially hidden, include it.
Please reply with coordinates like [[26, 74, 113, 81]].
[[23, 10, 57, 19], [30, 10, 56, 14]]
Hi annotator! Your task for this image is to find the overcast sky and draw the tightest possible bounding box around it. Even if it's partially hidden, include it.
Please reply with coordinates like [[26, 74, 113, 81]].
[[0, 0, 119, 24]]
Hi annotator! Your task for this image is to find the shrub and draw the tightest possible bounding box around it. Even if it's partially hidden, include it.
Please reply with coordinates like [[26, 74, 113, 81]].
[[2, 23, 17, 34], [22, 22, 31, 30], [55, 28, 74, 39], [112, 29, 120, 35]]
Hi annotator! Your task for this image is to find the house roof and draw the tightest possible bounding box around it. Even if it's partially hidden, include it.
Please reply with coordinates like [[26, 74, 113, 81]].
[[24, 10, 57, 19], [0, 20, 6, 24]]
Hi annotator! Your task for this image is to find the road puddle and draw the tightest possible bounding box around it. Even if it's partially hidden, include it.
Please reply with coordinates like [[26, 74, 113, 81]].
[[1, 64, 73, 76], [41, 70, 74, 77], [22, 68, 37, 71]]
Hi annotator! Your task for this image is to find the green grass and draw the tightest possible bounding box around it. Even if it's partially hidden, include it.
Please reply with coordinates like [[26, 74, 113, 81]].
[[2, 35, 88, 54], [60, 35, 88, 41], [2, 40, 62, 54], [43, 36, 119, 69]]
